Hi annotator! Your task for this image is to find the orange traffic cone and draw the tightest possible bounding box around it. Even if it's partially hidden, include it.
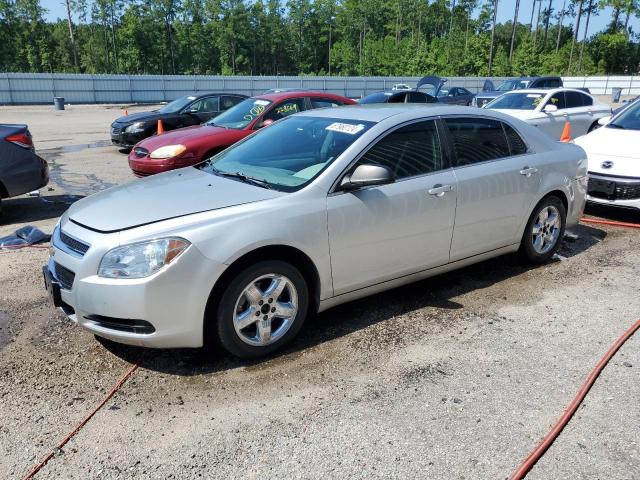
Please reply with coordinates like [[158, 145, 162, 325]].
[[560, 121, 571, 142], [124, 109, 128, 116], [157, 119, 164, 135]]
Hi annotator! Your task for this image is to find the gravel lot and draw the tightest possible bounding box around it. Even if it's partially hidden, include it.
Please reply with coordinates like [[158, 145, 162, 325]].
[[0, 104, 639, 480]]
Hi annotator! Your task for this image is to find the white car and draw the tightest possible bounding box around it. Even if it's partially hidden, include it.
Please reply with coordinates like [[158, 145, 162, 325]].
[[574, 98, 640, 209], [485, 88, 611, 140], [391, 83, 412, 91]]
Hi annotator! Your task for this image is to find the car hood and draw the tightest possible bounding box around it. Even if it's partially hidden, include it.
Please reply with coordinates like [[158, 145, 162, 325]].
[[114, 111, 163, 125], [574, 127, 640, 177], [67, 167, 283, 233], [134, 125, 233, 151]]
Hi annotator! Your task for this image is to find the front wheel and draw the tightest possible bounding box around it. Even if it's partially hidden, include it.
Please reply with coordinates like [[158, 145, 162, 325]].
[[519, 196, 566, 264], [215, 260, 309, 359]]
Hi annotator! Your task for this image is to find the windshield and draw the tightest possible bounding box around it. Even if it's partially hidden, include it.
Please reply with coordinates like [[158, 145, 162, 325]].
[[438, 89, 449, 97], [157, 96, 197, 114], [197, 116, 374, 191], [204, 98, 272, 129], [486, 92, 544, 110], [496, 80, 530, 92], [608, 99, 640, 130]]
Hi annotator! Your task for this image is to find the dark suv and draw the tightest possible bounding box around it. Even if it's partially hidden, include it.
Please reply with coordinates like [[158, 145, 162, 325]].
[[473, 76, 563, 107]]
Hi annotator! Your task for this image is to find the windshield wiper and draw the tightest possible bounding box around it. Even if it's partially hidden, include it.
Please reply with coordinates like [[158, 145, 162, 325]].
[[212, 168, 272, 189], [607, 122, 625, 129], [206, 122, 228, 129]]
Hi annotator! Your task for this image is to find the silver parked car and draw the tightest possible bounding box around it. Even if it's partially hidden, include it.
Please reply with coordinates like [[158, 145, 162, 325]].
[[43, 105, 587, 358]]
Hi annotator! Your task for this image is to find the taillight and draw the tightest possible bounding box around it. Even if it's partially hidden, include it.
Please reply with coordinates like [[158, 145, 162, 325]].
[[5, 131, 34, 149]]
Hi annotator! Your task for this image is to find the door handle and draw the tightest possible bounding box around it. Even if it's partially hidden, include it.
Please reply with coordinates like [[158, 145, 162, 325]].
[[519, 167, 538, 177], [428, 184, 453, 197]]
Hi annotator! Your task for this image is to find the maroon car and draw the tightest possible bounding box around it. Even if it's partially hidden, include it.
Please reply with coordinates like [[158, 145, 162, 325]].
[[128, 91, 356, 177]]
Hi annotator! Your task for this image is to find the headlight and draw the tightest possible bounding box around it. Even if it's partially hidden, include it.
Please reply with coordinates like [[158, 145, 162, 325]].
[[98, 238, 190, 279], [125, 122, 145, 133], [149, 144, 186, 159]]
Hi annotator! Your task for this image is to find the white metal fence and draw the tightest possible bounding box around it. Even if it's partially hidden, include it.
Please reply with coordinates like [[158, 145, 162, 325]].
[[1, 73, 638, 105]]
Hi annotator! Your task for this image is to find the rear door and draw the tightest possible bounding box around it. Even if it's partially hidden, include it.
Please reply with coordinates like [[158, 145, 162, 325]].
[[327, 119, 458, 294], [443, 116, 541, 260], [564, 90, 592, 136], [538, 91, 568, 139]]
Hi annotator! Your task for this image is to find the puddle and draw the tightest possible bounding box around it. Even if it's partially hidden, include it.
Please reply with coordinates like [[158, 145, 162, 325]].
[[38, 140, 117, 196], [0, 311, 11, 350]]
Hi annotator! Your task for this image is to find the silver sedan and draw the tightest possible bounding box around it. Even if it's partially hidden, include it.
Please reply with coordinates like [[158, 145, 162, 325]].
[[43, 105, 587, 358]]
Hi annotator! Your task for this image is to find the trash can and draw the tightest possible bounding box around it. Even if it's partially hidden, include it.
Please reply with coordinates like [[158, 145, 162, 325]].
[[611, 88, 622, 103], [53, 97, 65, 110]]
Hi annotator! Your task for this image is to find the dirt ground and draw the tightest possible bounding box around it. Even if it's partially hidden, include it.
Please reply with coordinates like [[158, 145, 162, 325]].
[[0, 104, 639, 479]]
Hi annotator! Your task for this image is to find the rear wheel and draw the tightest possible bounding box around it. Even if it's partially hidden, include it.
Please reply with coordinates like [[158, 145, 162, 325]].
[[519, 196, 566, 264], [215, 260, 309, 359]]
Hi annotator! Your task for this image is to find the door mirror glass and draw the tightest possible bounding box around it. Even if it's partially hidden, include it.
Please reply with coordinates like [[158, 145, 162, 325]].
[[598, 115, 611, 126], [340, 164, 394, 191], [544, 104, 558, 113]]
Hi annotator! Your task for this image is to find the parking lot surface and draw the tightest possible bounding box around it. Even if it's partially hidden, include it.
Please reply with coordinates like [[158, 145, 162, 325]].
[[1, 104, 639, 479]]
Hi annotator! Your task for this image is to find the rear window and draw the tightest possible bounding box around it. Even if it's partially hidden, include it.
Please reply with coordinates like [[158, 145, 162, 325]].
[[445, 117, 510, 166]]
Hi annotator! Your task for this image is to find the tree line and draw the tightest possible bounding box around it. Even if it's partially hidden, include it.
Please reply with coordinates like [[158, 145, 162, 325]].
[[0, 0, 639, 77]]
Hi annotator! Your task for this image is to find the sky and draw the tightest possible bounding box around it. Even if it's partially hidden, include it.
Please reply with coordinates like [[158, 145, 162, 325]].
[[40, 0, 638, 39]]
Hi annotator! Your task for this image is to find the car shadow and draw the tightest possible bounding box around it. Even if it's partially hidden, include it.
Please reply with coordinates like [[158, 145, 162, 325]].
[[0, 195, 83, 226], [585, 203, 640, 224], [100, 223, 605, 376]]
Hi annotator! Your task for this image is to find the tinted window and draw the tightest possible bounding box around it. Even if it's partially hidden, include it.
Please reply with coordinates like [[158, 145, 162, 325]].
[[199, 96, 220, 112], [359, 92, 392, 104], [565, 91, 584, 108], [546, 92, 566, 109], [310, 98, 344, 109], [503, 123, 528, 155], [407, 92, 431, 103], [358, 120, 443, 179], [445, 117, 510, 165], [221, 95, 243, 110], [546, 79, 561, 88], [580, 93, 593, 106], [459, 88, 471, 95], [262, 98, 306, 123]]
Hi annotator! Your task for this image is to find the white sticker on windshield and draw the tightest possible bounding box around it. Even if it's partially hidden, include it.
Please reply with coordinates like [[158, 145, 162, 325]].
[[526, 94, 542, 98], [326, 123, 365, 135], [254, 100, 270, 106]]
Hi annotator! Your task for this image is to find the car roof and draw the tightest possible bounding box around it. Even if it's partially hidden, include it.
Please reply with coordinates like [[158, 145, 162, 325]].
[[295, 103, 502, 122], [501, 87, 592, 96], [187, 92, 247, 98], [252, 91, 350, 101]]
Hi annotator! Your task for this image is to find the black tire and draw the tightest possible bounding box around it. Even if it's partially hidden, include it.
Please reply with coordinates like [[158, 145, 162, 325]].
[[215, 260, 309, 359], [519, 195, 566, 264]]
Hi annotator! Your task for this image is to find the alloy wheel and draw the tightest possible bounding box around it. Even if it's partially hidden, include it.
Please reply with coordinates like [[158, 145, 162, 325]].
[[531, 205, 561, 254]]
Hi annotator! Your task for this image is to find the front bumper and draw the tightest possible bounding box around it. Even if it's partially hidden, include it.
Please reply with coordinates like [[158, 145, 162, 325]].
[[111, 125, 144, 148], [44, 222, 227, 348], [586, 173, 640, 210]]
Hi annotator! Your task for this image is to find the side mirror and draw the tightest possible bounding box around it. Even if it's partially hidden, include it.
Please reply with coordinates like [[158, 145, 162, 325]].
[[544, 104, 558, 113], [598, 115, 612, 126], [340, 164, 394, 191]]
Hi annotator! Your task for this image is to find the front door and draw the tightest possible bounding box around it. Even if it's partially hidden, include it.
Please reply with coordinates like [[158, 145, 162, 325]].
[[327, 120, 458, 295]]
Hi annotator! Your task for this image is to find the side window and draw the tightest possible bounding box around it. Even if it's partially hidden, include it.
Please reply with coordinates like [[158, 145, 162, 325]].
[[407, 91, 429, 103], [565, 91, 584, 108], [445, 117, 510, 166], [580, 93, 593, 106], [503, 123, 528, 156], [547, 79, 561, 88], [200, 96, 220, 112], [546, 92, 566, 109], [358, 120, 443, 180], [310, 98, 343, 109], [221, 95, 243, 111], [262, 98, 305, 122], [185, 99, 204, 112]]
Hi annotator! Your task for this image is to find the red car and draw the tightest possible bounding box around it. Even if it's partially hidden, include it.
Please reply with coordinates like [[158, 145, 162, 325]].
[[128, 91, 356, 177]]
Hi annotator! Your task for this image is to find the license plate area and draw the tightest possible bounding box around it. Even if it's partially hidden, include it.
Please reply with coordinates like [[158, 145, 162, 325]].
[[42, 266, 63, 307], [589, 178, 616, 196]]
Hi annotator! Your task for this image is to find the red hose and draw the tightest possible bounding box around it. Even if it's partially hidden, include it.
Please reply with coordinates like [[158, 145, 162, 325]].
[[22, 361, 140, 480], [580, 217, 640, 229], [509, 318, 640, 479]]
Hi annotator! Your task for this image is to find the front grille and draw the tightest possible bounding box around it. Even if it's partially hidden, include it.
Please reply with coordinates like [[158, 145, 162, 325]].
[[111, 125, 122, 135], [54, 262, 75, 290], [59, 230, 90, 256], [133, 147, 149, 158], [588, 176, 640, 201], [84, 315, 155, 334], [132, 169, 152, 177]]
